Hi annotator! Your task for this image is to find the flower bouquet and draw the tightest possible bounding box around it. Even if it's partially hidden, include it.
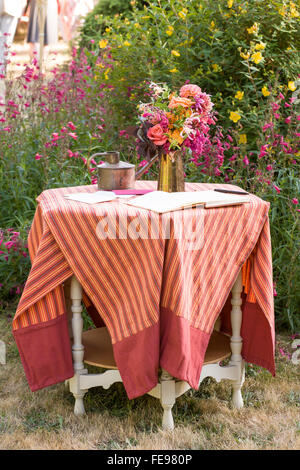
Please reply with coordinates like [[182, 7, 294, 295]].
[[136, 82, 215, 191]]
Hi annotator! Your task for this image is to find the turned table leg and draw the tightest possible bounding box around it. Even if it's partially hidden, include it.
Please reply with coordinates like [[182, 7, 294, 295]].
[[160, 369, 176, 431], [68, 275, 88, 415], [230, 270, 245, 409]]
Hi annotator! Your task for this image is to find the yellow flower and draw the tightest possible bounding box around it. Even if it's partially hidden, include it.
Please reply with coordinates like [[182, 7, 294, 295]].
[[210, 20, 215, 29], [99, 39, 108, 49], [239, 134, 247, 144], [134, 23, 141, 29], [227, 0, 234, 8], [262, 86, 271, 97], [171, 50, 180, 57], [247, 22, 259, 34], [255, 42, 266, 50], [166, 26, 174, 36], [240, 50, 250, 60], [251, 51, 263, 64], [105, 27, 111, 33], [169, 68, 178, 73], [123, 40, 131, 47], [212, 63, 222, 72], [288, 81, 296, 91], [104, 69, 111, 80], [229, 111, 241, 123], [278, 6, 286, 16], [290, 2, 299, 17], [178, 8, 188, 19], [235, 91, 244, 100]]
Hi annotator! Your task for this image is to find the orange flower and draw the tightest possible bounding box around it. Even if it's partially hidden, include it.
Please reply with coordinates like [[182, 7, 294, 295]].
[[169, 128, 184, 144], [168, 96, 194, 109]]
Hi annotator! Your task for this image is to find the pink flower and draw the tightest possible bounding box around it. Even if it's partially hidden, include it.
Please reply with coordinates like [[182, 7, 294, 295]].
[[262, 122, 273, 132], [285, 116, 292, 124], [68, 132, 78, 140], [35, 153, 43, 160], [67, 121, 77, 130], [273, 184, 281, 193], [243, 155, 249, 166], [292, 198, 298, 205], [147, 124, 167, 146], [179, 84, 202, 98]]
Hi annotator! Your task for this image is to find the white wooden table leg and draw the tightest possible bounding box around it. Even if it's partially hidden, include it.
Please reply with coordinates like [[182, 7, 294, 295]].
[[160, 369, 176, 430], [68, 275, 88, 415], [230, 270, 245, 409], [0, 340, 6, 365], [64, 277, 73, 340]]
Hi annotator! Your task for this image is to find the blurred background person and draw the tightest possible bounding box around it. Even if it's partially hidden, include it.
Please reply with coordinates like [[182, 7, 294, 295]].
[[27, 0, 59, 61], [0, 0, 27, 82], [58, 0, 94, 43]]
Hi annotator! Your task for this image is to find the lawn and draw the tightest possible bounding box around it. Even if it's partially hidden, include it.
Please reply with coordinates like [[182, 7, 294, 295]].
[[0, 305, 299, 450]]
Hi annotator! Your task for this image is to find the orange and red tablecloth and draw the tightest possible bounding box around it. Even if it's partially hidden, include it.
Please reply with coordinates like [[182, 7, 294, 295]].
[[13, 182, 275, 399]]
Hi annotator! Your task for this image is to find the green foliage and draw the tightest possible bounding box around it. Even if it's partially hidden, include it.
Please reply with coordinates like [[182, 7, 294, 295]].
[[79, 0, 300, 331], [0, 0, 299, 332], [84, 0, 300, 131], [79, 0, 146, 49]]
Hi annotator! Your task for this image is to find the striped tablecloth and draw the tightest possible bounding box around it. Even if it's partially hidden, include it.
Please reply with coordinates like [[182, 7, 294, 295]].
[[13, 182, 275, 399]]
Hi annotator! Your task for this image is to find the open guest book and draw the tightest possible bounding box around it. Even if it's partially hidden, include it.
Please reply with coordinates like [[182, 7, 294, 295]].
[[123, 190, 251, 214]]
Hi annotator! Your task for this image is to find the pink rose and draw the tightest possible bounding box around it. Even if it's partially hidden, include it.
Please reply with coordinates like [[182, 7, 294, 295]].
[[179, 84, 202, 98], [147, 124, 167, 146]]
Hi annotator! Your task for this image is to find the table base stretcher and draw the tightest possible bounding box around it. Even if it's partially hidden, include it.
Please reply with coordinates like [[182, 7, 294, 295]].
[[65, 270, 245, 431]]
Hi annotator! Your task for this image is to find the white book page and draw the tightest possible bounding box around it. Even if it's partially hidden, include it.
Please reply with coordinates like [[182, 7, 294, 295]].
[[64, 191, 116, 204], [124, 191, 205, 213], [124, 190, 250, 213]]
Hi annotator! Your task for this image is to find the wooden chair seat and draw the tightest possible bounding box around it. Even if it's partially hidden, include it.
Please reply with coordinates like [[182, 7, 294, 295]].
[[82, 327, 231, 370]]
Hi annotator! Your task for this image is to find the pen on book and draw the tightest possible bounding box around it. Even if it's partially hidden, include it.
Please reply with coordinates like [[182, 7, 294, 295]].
[[214, 189, 249, 195]]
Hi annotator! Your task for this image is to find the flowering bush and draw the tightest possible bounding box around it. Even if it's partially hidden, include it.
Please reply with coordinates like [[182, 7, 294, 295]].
[[0, 2, 299, 332], [0, 229, 30, 302], [83, 0, 299, 135], [0, 48, 109, 228], [136, 82, 215, 161]]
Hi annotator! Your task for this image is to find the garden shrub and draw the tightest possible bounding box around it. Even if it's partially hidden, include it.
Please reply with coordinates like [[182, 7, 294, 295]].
[[0, 1, 299, 332], [79, 0, 300, 330], [79, 0, 146, 49], [0, 49, 108, 229], [83, 0, 300, 132]]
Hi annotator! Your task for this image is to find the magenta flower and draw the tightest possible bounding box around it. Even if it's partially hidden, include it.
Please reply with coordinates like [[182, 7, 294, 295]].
[[68, 132, 78, 140], [35, 153, 43, 160], [292, 198, 298, 205], [67, 121, 77, 130], [273, 184, 281, 193]]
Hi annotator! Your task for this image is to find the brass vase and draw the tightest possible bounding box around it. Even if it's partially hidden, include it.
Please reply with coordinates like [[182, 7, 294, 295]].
[[157, 151, 185, 192]]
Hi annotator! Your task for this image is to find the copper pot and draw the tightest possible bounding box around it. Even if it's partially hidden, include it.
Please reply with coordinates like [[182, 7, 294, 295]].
[[87, 151, 159, 190]]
